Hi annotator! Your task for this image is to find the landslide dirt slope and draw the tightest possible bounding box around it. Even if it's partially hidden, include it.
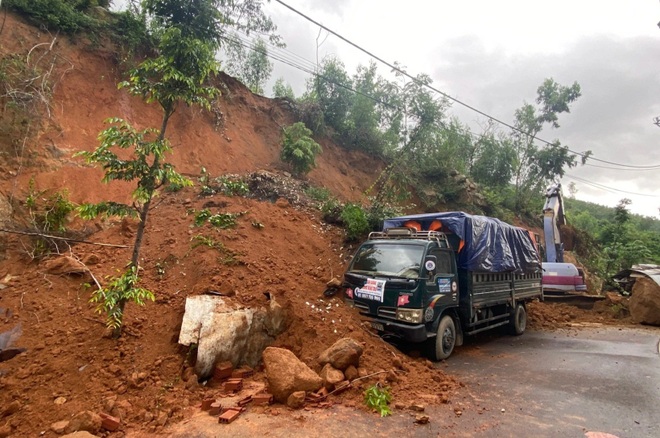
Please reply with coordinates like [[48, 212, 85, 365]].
[[0, 13, 458, 437]]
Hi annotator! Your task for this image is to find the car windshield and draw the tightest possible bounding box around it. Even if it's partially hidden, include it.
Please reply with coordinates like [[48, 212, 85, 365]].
[[349, 243, 424, 279]]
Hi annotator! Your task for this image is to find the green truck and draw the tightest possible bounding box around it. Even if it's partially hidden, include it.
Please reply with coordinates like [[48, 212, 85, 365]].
[[343, 212, 543, 360]]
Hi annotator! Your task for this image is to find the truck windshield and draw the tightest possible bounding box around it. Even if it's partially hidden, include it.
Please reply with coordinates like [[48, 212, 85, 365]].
[[349, 243, 424, 279]]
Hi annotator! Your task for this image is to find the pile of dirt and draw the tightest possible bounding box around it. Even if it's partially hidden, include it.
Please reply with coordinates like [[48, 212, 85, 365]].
[[0, 187, 458, 437], [527, 301, 633, 331]]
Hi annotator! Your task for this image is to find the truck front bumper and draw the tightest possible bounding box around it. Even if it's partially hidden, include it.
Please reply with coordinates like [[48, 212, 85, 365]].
[[367, 317, 429, 343]]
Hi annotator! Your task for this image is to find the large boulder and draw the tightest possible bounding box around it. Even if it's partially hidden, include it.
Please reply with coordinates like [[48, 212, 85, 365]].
[[629, 277, 660, 326], [262, 347, 322, 403], [318, 338, 363, 371], [178, 295, 288, 377]]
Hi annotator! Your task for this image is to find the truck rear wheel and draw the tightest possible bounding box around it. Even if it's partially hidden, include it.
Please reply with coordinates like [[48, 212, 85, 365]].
[[429, 315, 456, 361], [509, 303, 527, 336]]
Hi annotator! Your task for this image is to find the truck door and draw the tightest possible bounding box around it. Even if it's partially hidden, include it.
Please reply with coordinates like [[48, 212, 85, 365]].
[[425, 249, 458, 308]]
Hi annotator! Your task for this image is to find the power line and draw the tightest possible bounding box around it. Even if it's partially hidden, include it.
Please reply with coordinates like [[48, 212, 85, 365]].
[[273, 0, 660, 170], [564, 174, 659, 198]]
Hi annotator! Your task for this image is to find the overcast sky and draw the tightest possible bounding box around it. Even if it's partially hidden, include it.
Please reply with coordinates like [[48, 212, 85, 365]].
[[261, 0, 660, 217]]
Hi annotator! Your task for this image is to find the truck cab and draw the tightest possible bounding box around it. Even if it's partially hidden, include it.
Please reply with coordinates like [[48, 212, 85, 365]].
[[344, 228, 458, 345]]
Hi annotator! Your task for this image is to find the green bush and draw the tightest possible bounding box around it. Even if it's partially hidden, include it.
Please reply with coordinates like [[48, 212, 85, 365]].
[[280, 122, 322, 176], [5, 0, 102, 34], [341, 203, 370, 241]]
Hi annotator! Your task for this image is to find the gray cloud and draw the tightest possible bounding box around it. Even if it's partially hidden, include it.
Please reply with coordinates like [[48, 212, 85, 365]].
[[431, 35, 660, 215]]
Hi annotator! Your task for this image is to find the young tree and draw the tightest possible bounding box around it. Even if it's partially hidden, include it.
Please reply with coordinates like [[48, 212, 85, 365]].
[[280, 122, 322, 176], [77, 0, 278, 336]]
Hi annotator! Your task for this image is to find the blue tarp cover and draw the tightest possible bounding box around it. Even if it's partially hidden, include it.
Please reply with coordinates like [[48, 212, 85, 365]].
[[383, 212, 539, 273]]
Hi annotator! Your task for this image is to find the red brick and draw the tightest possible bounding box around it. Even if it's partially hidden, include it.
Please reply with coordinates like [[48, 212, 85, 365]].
[[231, 367, 254, 379], [224, 378, 243, 392], [252, 393, 273, 405], [218, 408, 241, 424], [201, 398, 215, 411], [208, 402, 223, 416], [99, 412, 121, 431], [237, 396, 252, 407], [213, 361, 234, 380]]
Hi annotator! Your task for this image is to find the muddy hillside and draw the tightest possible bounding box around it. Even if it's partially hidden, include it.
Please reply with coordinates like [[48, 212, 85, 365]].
[[0, 13, 462, 437]]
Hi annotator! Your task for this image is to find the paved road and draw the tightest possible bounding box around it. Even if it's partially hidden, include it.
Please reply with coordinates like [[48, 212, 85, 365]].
[[161, 326, 659, 438], [444, 326, 660, 438]]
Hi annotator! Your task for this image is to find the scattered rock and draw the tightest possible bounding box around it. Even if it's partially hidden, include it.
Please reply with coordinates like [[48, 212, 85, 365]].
[[629, 277, 660, 326], [54, 397, 67, 405], [344, 365, 358, 381], [319, 363, 345, 390], [318, 338, 363, 371], [326, 278, 342, 288], [43, 256, 88, 276], [415, 414, 430, 424], [51, 420, 69, 434], [82, 254, 100, 265], [1, 400, 20, 417], [61, 432, 98, 438], [385, 370, 400, 383], [262, 347, 322, 403], [410, 404, 425, 412], [65, 411, 102, 435], [286, 391, 306, 409]]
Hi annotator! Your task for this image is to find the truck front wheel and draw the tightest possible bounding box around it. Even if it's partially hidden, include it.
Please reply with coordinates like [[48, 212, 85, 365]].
[[509, 303, 527, 336], [429, 315, 456, 361]]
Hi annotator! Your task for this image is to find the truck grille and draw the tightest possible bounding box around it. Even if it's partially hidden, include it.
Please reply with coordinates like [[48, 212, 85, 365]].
[[354, 302, 370, 313], [377, 307, 397, 318]]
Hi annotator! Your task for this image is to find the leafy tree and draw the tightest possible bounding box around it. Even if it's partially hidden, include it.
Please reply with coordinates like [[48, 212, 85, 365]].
[[280, 122, 322, 176], [225, 37, 273, 94], [272, 77, 295, 99], [310, 56, 353, 133], [509, 78, 584, 213], [76, 0, 235, 336], [598, 199, 653, 287], [343, 62, 384, 154], [471, 133, 516, 189]]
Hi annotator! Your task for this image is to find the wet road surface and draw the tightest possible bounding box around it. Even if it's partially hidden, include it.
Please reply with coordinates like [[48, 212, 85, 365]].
[[444, 326, 660, 437]]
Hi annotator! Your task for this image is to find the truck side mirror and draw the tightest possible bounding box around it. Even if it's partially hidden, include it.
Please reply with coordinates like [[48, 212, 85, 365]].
[[424, 255, 437, 279]]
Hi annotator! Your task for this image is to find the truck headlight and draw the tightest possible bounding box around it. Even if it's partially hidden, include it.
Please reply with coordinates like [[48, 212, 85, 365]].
[[396, 308, 423, 323]]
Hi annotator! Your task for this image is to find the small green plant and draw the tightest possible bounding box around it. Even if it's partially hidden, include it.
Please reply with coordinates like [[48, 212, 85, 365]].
[[198, 171, 250, 197], [305, 186, 331, 203], [216, 177, 249, 196], [90, 266, 155, 332], [26, 178, 76, 233], [280, 122, 322, 176], [193, 209, 245, 229], [341, 203, 370, 241], [364, 384, 392, 417], [191, 234, 223, 250], [191, 234, 244, 266], [23, 178, 76, 257]]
